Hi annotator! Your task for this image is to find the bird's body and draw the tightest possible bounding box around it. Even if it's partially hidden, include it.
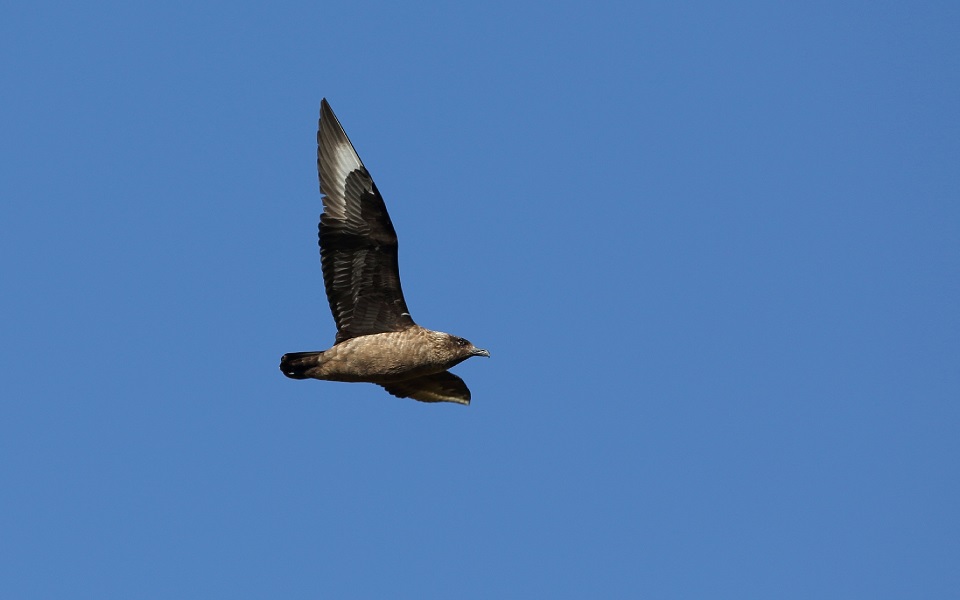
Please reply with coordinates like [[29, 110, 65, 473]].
[[282, 327, 478, 383], [280, 99, 488, 405]]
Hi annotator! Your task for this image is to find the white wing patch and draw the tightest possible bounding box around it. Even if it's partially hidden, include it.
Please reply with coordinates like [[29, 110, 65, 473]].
[[325, 140, 363, 215]]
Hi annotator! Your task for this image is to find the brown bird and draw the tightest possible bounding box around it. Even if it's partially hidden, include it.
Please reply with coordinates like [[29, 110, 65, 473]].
[[280, 99, 489, 405]]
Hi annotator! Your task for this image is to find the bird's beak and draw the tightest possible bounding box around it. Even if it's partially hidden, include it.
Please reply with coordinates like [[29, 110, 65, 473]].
[[473, 348, 491, 358]]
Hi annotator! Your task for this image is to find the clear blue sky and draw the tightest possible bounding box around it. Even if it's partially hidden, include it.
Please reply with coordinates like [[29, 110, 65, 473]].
[[2, 1, 958, 598]]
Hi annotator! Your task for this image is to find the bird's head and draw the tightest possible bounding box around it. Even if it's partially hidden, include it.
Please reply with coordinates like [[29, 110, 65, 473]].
[[444, 334, 491, 364]]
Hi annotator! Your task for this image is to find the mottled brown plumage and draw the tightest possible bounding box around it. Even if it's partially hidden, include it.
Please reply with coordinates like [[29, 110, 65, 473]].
[[280, 99, 488, 405]]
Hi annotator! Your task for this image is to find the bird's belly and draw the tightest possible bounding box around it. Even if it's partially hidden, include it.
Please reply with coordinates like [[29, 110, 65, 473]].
[[318, 333, 444, 382]]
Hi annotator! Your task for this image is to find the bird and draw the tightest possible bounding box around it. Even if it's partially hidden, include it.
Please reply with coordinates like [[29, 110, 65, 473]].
[[280, 99, 489, 405]]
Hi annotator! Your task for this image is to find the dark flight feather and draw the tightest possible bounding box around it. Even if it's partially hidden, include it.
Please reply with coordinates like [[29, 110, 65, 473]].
[[380, 371, 472, 405], [317, 100, 414, 344]]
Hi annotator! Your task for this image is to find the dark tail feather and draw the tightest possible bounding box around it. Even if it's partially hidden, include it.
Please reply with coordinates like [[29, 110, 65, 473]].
[[280, 351, 324, 379]]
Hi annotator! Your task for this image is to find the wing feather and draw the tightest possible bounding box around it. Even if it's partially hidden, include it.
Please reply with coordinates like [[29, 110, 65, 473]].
[[317, 99, 415, 343], [379, 371, 472, 405]]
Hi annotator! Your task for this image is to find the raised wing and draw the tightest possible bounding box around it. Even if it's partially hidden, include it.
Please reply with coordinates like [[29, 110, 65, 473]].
[[317, 99, 415, 343], [379, 371, 472, 405]]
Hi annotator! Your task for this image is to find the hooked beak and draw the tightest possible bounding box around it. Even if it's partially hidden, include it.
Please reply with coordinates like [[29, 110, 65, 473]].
[[472, 348, 491, 358]]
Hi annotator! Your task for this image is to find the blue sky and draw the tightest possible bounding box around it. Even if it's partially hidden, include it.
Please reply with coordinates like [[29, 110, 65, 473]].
[[2, 1, 958, 597]]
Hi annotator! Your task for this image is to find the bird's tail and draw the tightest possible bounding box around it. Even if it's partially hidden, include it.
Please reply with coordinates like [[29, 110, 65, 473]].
[[280, 351, 324, 379]]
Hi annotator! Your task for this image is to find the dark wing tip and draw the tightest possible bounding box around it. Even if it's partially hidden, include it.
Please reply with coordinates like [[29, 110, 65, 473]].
[[318, 99, 361, 168]]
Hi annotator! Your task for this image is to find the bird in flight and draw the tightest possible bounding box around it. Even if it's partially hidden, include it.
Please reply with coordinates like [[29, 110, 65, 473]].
[[280, 99, 489, 405]]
